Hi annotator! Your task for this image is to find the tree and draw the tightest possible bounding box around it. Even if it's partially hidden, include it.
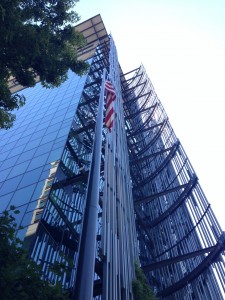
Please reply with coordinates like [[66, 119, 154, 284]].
[[132, 262, 156, 300], [0, 207, 70, 300], [0, 0, 89, 129]]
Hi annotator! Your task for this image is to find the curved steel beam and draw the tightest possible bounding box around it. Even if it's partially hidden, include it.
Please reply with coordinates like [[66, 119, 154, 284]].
[[157, 232, 225, 297], [145, 176, 198, 228], [133, 141, 180, 188]]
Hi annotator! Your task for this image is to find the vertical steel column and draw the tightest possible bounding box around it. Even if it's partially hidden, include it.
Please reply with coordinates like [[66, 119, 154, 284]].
[[73, 69, 106, 300]]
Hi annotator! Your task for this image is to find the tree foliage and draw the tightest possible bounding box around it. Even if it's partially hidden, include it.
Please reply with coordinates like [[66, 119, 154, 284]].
[[132, 262, 156, 300], [0, 207, 70, 300], [0, 0, 89, 129]]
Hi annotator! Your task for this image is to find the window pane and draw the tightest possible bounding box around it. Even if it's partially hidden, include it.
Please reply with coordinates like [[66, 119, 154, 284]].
[[7, 144, 26, 159], [0, 175, 23, 196], [40, 131, 58, 145], [0, 192, 13, 212], [47, 147, 63, 163], [0, 155, 19, 170], [17, 148, 36, 164], [0, 168, 12, 183], [27, 153, 48, 171], [7, 160, 30, 179], [10, 184, 36, 207], [18, 167, 43, 188], [34, 141, 54, 157], [24, 138, 42, 151]]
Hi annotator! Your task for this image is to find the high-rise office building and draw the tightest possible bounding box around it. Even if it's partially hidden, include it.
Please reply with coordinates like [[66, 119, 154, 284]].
[[0, 15, 225, 300]]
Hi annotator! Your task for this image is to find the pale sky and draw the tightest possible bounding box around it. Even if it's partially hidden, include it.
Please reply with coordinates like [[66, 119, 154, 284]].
[[76, 1, 225, 229]]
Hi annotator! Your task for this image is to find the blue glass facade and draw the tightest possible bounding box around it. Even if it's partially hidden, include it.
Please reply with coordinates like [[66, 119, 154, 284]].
[[0, 70, 87, 238]]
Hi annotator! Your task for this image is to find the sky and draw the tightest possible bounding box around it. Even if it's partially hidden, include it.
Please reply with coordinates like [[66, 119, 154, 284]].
[[76, 0, 225, 229]]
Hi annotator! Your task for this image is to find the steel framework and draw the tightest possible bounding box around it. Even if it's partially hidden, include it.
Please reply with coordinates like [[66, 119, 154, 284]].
[[6, 15, 225, 300], [122, 65, 225, 299], [27, 34, 138, 299], [28, 40, 112, 297]]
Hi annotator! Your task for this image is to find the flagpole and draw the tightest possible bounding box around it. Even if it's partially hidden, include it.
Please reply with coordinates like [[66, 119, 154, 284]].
[[73, 68, 106, 300]]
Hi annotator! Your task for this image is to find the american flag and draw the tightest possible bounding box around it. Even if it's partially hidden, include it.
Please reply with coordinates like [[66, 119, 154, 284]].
[[104, 80, 116, 131]]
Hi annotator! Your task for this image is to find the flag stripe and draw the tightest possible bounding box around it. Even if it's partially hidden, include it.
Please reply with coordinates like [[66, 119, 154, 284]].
[[104, 80, 116, 132], [106, 95, 114, 110], [105, 114, 114, 131], [105, 106, 114, 119], [105, 107, 114, 125], [105, 82, 116, 94]]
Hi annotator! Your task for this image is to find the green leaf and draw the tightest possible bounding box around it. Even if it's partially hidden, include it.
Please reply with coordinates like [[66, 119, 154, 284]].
[[0, 0, 88, 129], [132, 262, 156, 300], [0, 210, 70, 299]]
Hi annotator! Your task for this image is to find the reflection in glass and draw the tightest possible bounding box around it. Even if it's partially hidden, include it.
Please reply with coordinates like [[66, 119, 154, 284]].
[[23, 161, 59, 248], [18, 167, 43, 189]]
